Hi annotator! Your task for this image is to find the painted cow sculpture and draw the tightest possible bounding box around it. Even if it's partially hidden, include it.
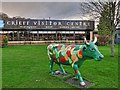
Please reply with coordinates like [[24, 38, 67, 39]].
[[47, 37, 104, 86]]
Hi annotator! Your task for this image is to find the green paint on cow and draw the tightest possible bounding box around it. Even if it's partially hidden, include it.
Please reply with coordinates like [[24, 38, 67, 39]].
[[47, 37, 104, 87]]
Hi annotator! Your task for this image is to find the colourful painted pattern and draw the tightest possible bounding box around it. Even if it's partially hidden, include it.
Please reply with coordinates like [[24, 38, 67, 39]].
[[47, 37, 104, 86], [48, 44, 78, 64]]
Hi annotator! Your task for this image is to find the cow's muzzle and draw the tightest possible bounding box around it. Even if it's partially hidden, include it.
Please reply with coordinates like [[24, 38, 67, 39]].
[[99, 55, 104, 59], [98, 55, 104, 60]]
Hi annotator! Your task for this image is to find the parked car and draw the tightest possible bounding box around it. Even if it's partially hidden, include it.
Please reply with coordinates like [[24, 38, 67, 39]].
[[115, 28, 120, 44]]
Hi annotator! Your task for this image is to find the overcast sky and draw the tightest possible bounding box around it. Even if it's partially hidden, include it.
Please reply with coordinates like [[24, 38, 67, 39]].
[[1, 2, 94, 20]]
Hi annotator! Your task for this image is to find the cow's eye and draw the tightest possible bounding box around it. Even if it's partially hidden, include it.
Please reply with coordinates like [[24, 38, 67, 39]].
[[91, 48, 95, 51], [83, 46, 87, 50]]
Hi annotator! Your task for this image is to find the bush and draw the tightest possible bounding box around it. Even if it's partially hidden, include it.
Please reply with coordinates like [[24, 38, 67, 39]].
[[97, 36, 110, 46], [3, 35, 8, 48]]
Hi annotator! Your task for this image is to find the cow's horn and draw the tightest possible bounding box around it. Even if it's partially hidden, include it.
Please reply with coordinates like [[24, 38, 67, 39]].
[[84, 37, 89, 45], [93, 37, 97, 44]]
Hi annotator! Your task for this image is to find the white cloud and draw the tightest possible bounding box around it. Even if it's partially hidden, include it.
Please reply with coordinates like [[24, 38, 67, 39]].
[[1, 2, 82, 19]]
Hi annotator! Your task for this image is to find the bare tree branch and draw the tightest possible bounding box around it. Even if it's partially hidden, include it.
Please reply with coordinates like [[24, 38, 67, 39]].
[[115, 1, 120, 27], [79, 0, 120, 56]]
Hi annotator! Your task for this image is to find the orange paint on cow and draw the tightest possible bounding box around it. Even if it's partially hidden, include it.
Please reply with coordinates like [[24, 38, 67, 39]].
[[65, 54, 68, 60], [71, 54, 78, 61]]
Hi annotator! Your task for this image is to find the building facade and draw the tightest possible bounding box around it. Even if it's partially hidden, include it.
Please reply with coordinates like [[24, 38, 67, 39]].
[[1, 18, 95, 45]]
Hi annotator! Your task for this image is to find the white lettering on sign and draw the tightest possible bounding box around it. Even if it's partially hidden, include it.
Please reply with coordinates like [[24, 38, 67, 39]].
[[38, 21, 40, 25], [75, 22, 79, 26], [49, 21, 52, 26], [4, 19, 94, 30], [33, 21, 38, 25], [27, 21, 30, 25], [53, 22, 58, 26], [67, 22, 70, 26], [58, 22, 62, 26], [7, 21, 11, 25], [41, 21, 45, 25]]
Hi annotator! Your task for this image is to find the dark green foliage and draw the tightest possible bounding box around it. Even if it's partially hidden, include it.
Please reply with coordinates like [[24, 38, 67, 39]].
[[97, 8, 110, 36], [97, 5, 111, 46], [3, 35, 8, 48], [97, 2, 119, 56]]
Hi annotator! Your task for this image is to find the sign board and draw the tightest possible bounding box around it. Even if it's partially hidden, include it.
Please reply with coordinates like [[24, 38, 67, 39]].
[[3, 19, 94, 31]]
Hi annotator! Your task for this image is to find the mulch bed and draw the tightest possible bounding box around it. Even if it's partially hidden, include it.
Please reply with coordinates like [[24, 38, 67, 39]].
[[53, 70, 94, 88], [65, 77, 94, 88]]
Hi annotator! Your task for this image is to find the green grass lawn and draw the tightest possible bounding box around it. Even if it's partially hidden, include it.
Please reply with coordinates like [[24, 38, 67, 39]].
[[2, 45, 118, 88]]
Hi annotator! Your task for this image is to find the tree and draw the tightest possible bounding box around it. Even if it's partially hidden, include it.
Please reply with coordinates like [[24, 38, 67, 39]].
[[97, 5, 111, 46], [0, 12, 9, 19], [80, 0, 120, 56], [97, 4, 110, 36]]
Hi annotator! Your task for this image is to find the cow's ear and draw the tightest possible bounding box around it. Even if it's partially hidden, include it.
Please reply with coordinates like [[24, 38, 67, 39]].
[[85, 43, 90, 46], [83, 46, 87, 50]]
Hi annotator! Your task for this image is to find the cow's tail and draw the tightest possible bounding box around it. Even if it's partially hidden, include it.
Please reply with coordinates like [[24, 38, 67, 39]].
[[47, 44, 54, 60], [47, 44, 59, 60]]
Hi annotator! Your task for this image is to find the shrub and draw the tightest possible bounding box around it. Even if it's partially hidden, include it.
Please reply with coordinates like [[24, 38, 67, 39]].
[[97, 36, 110, 46], [3, 35, 8, 48]]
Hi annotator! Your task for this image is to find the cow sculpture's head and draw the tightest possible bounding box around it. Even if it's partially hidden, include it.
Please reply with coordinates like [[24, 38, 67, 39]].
[[83, 37, 104, 61]]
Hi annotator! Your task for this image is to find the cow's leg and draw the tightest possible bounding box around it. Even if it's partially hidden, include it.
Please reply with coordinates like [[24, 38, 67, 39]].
[[73, 64, 86, 86], [58, 64, 67, 75], [48, 49, 55, 75], [49, 59, 54, 75]]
